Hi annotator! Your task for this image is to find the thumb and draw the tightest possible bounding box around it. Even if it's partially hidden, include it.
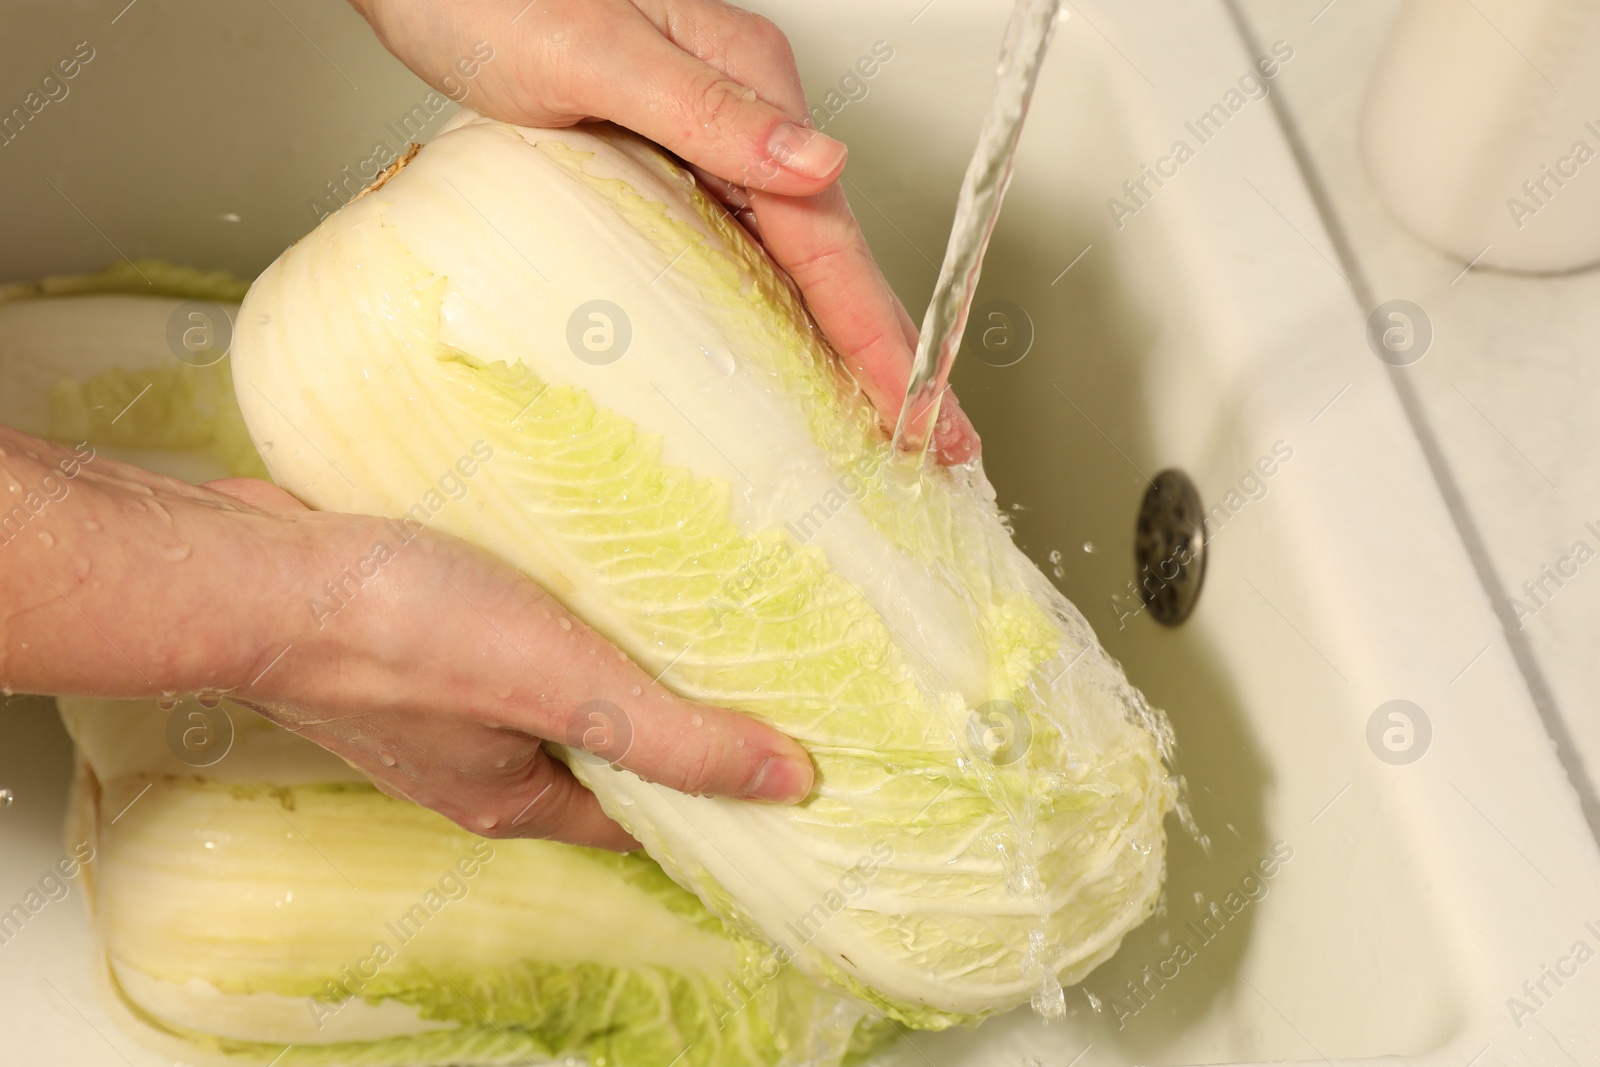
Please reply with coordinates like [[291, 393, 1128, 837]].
[[547, 680, 814, 805]]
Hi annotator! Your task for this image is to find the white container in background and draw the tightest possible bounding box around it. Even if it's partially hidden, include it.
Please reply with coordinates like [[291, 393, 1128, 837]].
[[1361, 0, 1600, 273]]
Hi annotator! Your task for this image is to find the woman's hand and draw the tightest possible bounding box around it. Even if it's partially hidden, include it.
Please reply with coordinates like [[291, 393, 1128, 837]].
[[350, 0, 980, 464], [0, 430, 812, 851]]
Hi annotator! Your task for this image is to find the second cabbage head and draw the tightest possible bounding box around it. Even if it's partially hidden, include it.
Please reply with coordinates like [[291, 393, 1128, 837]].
[[232, 112, 1178, 1027]]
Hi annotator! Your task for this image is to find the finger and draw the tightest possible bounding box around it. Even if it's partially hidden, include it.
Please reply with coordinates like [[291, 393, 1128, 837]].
[[691, 169, 979, 463], [636, 2, 976, 463], [745, 183, 982, 463], [434, 553, 816, 804], [563, 11, 846, 194]]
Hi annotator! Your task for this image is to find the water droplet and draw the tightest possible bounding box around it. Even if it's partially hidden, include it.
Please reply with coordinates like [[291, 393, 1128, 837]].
[[558, 618, 572, 631], [379, 752, 397, 767], [699, 345, 737, 377], [161, 544, 193, 563], [146, 499, 173, 525], [615, 647, 627, 661], [734, 737, 745, 747], [1193, 890, 1205, 906], [37, 531, 54, 547], [0, 788, 13, 809], [630, 685, 642, 696], [82, 519, 101, 533], [73, 556, 91, 579], [196, 689, 223, 709], [0, 685, 12, 698], [156, 691, 178, 711], [1048, 549, 1063, 565], [689, 713, 703, 728], [477, 814, 498, 830], [1082, 541, 1095, 553]]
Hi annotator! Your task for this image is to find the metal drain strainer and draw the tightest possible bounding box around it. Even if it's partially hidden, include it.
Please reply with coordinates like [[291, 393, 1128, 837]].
[[1134, 469, 1208, 626]]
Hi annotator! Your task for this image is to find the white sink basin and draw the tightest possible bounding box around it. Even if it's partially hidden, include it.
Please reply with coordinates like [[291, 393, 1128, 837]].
[[763, 1, 1600, 1063], [2, 0, 1598, 1064]]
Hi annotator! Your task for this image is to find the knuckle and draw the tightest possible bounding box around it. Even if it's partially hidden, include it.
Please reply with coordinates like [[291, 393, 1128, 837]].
[[690, 74, 752, 136], [783, 243, 850, 283], [670, 734, 726, 796], [740, 14, 793, 60]]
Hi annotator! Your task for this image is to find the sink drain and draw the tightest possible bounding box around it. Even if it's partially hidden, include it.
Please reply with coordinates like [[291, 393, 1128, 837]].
[[1134, 469, 1207, 626]]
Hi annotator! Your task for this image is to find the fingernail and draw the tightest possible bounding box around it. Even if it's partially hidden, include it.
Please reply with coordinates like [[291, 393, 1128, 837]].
[[744, 755, 813, 803], [767, 123, 847, 181]]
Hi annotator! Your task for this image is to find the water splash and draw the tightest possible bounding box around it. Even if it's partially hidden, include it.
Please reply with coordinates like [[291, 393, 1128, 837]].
[[1023, 929, 1068, 1020]]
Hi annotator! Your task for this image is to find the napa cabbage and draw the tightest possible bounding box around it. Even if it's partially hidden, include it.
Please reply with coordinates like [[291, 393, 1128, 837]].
[[0, 261, 266, 482], [61, 697, 880, 1067], [231, 114, 1178, 1026]]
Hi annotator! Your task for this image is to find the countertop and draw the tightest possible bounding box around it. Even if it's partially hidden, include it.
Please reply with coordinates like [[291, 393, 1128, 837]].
[[1232, 0, 1600, 836]]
